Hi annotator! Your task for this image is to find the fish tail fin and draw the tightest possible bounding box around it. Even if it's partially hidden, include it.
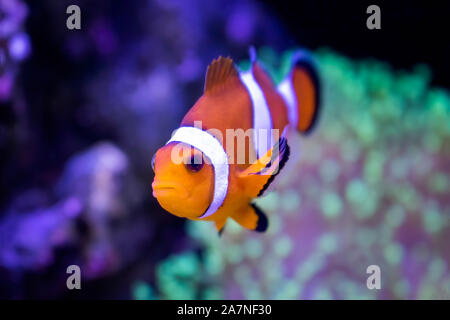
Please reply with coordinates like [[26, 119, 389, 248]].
[[277, 49, 321, 134]]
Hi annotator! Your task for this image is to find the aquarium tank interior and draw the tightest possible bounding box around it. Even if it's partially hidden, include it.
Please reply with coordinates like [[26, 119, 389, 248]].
[[0, 0, 448, 300]]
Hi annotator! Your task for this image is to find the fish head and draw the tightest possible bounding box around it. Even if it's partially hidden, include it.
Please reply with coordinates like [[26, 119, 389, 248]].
[[151, 142, 214, 219]]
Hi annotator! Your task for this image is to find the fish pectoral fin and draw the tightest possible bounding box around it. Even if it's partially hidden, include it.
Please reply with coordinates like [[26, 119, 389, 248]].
[[238, 137, 290, 198], [238, 137, 288, 177], [237, 150, 272, 177], [231, 203, 268, 232]]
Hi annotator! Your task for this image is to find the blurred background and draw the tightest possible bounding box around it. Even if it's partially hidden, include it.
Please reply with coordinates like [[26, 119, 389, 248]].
[[0, 0, 449, 299]]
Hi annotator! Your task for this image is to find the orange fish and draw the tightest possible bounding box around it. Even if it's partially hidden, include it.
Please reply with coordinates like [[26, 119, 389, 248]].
[[151, 49, 320, 234]]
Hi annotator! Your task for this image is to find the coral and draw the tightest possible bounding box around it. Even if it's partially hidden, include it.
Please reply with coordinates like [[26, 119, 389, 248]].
[[0, 142, 152, 281], [0, 195, 82, 270]]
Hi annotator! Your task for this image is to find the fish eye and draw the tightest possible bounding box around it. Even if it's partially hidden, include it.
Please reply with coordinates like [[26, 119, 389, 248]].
[[151, 153, 156, 172], [185, 154, 203, 173]]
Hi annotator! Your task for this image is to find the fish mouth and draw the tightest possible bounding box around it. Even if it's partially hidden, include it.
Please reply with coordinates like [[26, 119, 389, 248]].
[[152, 181, 183, 198]]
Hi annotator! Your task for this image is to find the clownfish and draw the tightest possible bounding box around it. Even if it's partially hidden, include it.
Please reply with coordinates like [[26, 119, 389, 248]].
[[151, 48, 320, 234]]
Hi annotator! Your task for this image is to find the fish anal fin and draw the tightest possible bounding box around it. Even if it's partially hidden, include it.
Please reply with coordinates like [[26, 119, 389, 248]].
[[204, 56, 239, 95], [231, 203, 268, 232]]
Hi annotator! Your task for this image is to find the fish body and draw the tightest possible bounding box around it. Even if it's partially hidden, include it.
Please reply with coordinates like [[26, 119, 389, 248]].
[[152, 49, 320, 233]]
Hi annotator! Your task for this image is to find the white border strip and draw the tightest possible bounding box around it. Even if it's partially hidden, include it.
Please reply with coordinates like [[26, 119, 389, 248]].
[[278, 75, 298, 127], [167, 126, 229, 219], [240, 69, 273, 158]]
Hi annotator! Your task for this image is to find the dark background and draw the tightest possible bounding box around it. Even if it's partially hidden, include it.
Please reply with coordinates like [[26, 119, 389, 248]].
[[263, 0, 450, 88]]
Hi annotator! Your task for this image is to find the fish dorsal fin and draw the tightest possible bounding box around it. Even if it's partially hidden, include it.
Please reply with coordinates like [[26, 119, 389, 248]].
[[204, 56, 239, 95]]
